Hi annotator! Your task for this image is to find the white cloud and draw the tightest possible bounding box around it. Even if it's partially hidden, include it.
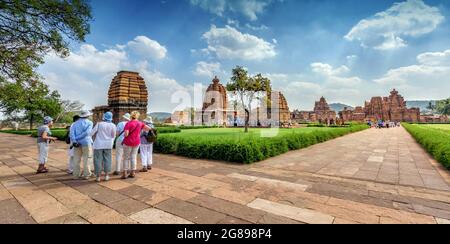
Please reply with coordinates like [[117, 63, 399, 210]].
[[311, 63, 350, 76], [127, 36, 167, 60], [345, 0, 444, 50], [190, 0, 276, 21], [193, 61, 222, 77], [375, 49, 450, 85], [311, 62, 362, 87], [373, 49, 450, 100], [246, 23, 269, 31], [40, 41, 189, 112], [45, 44, 128, 75], [202, 25, 276, 60], [417, 49, 450, 66]]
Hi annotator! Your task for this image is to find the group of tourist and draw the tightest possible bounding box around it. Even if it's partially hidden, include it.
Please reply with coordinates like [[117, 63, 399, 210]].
[[36, 110, 156, 182], [367, 120, 401, 129]]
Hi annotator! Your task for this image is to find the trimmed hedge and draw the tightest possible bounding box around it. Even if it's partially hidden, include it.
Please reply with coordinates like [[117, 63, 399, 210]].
[[403, 123, 450, 169], [154, 125, 368, 164]]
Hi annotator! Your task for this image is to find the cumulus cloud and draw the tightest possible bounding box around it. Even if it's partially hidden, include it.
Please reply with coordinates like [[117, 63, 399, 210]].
[[375, 49, 450, 85], [246, 23, 269, 31], [345, 0, 444, 50], [40, 41, 188, 112], [202, 25, 276, 60], [127, 36, 167, 60], [190, 0, 276, 21], [193, 61, 223, 77], [311, 62, 362, 87], [371, 49, 450, 100]]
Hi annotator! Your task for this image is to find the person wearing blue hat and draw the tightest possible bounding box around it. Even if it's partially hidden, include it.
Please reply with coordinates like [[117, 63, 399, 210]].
[[36, 116, 57, 174], [90, 112, 117, 182]]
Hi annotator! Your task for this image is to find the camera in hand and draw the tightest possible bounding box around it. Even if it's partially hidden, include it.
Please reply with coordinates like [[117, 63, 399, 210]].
[[72, 142, 81, 148]]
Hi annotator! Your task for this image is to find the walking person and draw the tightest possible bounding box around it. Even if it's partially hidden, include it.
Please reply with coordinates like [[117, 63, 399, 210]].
[[36, 116, 57, 174], [114, 113, 131, 175], [139, 117, 156, 172], [70, 110, 94, 180], [91, 112, 116, 182], [121, 111, 152, 179], [66, 115, 80, 175]]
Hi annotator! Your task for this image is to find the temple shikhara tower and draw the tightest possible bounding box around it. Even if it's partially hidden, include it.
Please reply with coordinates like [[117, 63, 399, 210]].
[[270, 92, 291, 124], [202, 76, 228, 126], [337, 89, 421, 123], [364, 89, 420, 122], [93, 71, 148, 124]]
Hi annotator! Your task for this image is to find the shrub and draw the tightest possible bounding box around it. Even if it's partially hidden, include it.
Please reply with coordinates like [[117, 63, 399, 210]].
[[403, 123, 450, 169], [154, 125, 368, 164], [157, 127, 181, 134]]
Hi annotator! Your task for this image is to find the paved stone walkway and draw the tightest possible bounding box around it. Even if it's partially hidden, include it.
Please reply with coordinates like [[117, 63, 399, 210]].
[[1, 127, 450, 224]]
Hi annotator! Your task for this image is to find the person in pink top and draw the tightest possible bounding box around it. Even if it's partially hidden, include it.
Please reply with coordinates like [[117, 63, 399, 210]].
[[121, 111, 153, 179]]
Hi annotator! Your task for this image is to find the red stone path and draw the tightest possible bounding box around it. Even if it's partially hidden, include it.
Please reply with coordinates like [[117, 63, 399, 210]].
[[0, 127, 449, 224]]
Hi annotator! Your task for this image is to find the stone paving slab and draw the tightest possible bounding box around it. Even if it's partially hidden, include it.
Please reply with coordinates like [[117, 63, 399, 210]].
[[0, 127, 449, 224], [247, 198, 335, 224], [0, 198, 36, 224]]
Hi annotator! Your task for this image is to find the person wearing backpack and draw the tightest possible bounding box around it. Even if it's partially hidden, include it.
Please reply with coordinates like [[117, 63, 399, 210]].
[[121, 111, 153, 179], [66, 115, 80, 175], [36, 116, 57, 174], [70, 110, 94, 180], [114, 113, 130, 176], [91, 112, 116, 182], [139, 117, 156, 173]]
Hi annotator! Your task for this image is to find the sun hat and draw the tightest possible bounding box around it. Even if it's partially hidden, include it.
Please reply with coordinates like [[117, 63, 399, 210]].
[[43, 116, 53, 125], [122, 113, 131, 121], [144, 116, 153, 124], [103, 112, 113, 122], [79, 110, 93, 118]]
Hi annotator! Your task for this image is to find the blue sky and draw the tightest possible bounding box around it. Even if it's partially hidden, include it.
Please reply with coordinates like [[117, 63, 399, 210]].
[[39, 0, 450, 112]]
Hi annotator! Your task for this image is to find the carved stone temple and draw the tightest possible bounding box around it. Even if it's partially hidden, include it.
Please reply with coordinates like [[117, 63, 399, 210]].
[[202, 76, 228, 126], [92, 71, 148, 124], [338, 89, 420, 123]]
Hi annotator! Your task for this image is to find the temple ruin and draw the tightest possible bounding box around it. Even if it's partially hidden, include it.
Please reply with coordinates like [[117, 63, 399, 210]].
[[92, 71, 148, 124], [292, 97, 336, 124], [339, 89, 420, 123], [202, 76, 228, 126]]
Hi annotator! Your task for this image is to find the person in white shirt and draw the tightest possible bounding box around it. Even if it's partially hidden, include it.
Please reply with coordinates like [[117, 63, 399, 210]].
[[114, 113, 130, 175], [139, 117, 156, 172], [67, 115, 80, 174], [91, 112, 116, 182]]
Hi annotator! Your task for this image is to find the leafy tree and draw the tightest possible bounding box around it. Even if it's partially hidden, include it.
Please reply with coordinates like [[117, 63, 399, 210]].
[[436, 99, 450, 116], [426, 102, 435, 113], [227, 66, 271, 133], [0, 0, 92, 81], [0, 79, 62, 129], [54, 100, 84, 123]]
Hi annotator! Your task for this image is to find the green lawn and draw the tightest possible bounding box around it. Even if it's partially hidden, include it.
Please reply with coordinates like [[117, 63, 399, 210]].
[[403, 123, 450, 169], [171, 127, 327, 139], [155, 125, 369, 164], [422, 124, 450, 133]]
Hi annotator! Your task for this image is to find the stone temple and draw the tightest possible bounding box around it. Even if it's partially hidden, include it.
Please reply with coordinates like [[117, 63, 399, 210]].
[[202, 76, 228, 126], [339, 89, 420, 123], [92, 71, 148, 124], [269, 92, 291, 124], [291, 97, 336, 125]]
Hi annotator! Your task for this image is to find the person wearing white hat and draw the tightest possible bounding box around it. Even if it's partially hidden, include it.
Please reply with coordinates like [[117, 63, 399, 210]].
[[121, 111, 153, 179], [114, 113, 131, 175], [70, 110, 94, 180], [36, 116, 57, 174], [139, 116, 155, 172]]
